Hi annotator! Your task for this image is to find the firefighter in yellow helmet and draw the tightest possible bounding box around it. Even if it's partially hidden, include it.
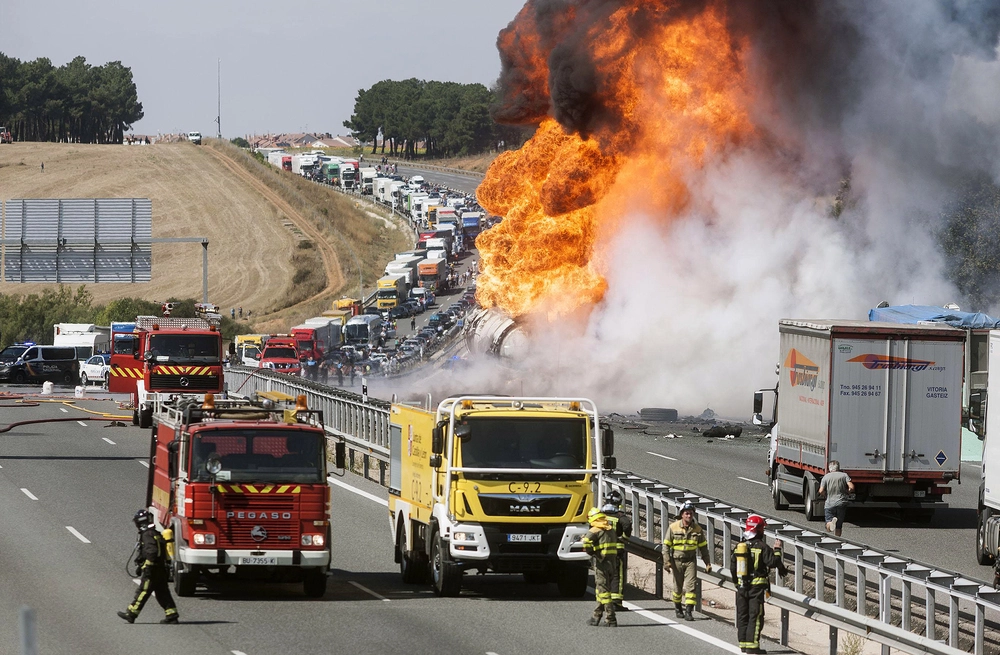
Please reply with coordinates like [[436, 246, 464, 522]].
[[731, 514, 787, 654], [663, 501, 711, 621], [603, 490, 632, 612], [582, 507, 620, 627]]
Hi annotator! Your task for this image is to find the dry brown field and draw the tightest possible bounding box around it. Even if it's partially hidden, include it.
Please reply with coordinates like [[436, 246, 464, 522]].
[[0, 141, 411, 330]]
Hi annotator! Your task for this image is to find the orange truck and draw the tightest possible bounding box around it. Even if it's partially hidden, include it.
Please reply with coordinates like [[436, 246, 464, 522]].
[[145, 392, 345, 597], [109, 316, 223, 428]]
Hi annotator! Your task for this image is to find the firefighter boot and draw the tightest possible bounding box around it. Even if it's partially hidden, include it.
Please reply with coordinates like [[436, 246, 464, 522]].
[[674, 602, 685, 619], [587, 606, 604, 626], [117, 611, 136, 624], [685, 605, 694, 621], [160, 614, 179, 624], [606, 606, 618, 628]]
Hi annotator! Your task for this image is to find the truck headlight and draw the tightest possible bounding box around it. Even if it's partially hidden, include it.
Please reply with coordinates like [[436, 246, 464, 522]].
[[453, 531, 476, 542], [193, 532, 216, 545], [302, 533, 325, 546]]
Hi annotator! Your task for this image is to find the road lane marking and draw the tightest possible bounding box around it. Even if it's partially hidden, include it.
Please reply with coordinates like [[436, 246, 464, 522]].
[[77, 421, 88, 427], [349, 580, 390, 601], [647, 451, 677, 461], [232, 652, 248, 655], [738, 476, 767, 486], [21, 488, 38, 500], [137, 460, 149, 468], [59, 407, 68, 413], [328, 476, 388, 507], [102, 437, 116, 445], [66, 526, 91, 543], [623, 600, 741, 652]]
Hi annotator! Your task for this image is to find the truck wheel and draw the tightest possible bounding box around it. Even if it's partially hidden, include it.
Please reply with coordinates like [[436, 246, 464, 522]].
[[803, 478, 822, 521], [398, 526, 426, 584], [303, 569, 328, 597], [132, 409, 139, 426], [173, 561, 197, 597], [138, 405, 153, 429], [978, 507, 995, 565], [556, 563, 589, 597], [430, 535, 461, 597], [771, 466, 789, 511]]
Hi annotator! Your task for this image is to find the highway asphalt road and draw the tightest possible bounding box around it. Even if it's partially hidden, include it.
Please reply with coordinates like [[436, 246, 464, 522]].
[[394, 164, 482, 196], [0, 388, 752, 655]]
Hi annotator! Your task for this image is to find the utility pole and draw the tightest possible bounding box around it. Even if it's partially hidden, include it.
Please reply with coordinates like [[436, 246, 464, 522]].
[[215, 59, 222, 139]]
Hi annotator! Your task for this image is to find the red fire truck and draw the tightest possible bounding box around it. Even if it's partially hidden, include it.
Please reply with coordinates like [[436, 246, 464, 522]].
[[109, 316, 224, 427], [145, 393, 344, 597]]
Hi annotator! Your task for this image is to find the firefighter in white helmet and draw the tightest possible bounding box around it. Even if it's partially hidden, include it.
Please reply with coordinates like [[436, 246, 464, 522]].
[[731, 514, 786, 654], [663, 501, 712, 621]]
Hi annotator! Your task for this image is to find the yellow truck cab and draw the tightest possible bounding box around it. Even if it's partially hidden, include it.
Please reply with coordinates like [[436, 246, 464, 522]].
[[388, 396, 615, 597]]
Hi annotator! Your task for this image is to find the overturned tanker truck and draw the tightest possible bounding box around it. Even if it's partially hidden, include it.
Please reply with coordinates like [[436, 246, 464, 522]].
[[464, 308, 530, 359]]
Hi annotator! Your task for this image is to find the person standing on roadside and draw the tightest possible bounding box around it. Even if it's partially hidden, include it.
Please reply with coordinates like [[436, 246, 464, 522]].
[[664, 501, 712, 621], [582, 507, 620, 628], [603, 490, 631, 612], [732, 514, 786, 654], [118, 509, 179, 624], [819, 460, 854, 537]]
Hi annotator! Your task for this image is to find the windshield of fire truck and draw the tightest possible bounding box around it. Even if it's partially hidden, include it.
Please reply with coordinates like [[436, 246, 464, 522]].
[[147, 334, 220, 364], [457, 417, 588, 481], [190, 430, 325, 483], [262, 347, 296, 360]]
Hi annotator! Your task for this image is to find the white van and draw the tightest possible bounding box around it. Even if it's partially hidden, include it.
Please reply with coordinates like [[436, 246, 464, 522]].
[[188, 131, 202, 145]]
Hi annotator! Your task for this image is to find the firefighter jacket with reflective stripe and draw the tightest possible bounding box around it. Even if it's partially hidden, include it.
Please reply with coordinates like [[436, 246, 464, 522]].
[[139, 527, 168, 568], [664, 519, 710, 563], [582, 524, 620, 560], [607, 512, 633, 544], [730, 537, 786, 587]]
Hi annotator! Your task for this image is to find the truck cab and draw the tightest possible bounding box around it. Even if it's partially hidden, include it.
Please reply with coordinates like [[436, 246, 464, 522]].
[[389, 396, 615, 597], [187, 131, 202, 145]]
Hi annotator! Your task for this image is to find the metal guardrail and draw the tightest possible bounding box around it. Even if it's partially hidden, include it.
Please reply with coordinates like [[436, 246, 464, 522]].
[[602, 470, 1000, 655], [219, 372, 1000, 654], [388, 160, 486, 180]]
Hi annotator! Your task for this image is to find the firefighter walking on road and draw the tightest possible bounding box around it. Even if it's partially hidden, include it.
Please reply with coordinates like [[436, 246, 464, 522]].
[[603, 490, 632, 611], [118, 509, 179, 624], [664, 501, 712, 621], [582, 507, 620, 627], [731, 514, 786, 654]]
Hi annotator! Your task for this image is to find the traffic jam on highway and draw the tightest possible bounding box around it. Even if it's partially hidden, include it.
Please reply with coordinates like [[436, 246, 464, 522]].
[[4, 174, 1000, 652]]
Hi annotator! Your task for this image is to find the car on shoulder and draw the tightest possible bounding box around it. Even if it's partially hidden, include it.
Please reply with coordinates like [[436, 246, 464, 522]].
[[80, 353, 111, 387]]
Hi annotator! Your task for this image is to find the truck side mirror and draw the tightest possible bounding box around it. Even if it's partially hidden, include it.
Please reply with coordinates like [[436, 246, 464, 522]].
[[167, 440, 180, 479], [431, 425, 444, 455], [429, 454, 442, 468], [143, 350, 154, 362], [753, 392, 763, 415], [335, 440, 346, 469], [455, 422, 471, 441], [603, 456, 617, 470], [602, 427, 614, 457]]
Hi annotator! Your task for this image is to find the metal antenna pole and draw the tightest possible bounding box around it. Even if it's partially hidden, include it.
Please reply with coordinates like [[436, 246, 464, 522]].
[[216, 59, 222, 139]]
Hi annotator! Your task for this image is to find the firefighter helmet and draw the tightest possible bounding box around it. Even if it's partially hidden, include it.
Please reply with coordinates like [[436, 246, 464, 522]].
[[607, 490, 623, 507], [679, 501, 696, 516], [132, 509, 152, 531], [588, 507, 606, 523], [744, 514, 766, 539]]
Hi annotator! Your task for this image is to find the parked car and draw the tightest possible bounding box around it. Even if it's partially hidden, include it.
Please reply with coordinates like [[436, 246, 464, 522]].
[[388, 305, 411, 320], [79, 353, 111, 387]]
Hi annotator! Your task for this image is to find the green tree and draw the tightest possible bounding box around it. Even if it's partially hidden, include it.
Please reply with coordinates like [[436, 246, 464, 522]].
[[940, 173, 1000, 310]]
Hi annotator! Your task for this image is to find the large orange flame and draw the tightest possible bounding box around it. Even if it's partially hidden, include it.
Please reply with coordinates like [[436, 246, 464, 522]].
[[477, 1, 754, 319]]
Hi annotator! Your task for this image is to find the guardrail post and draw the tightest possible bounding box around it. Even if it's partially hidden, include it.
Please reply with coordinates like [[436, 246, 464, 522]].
[[794, 543, 804, 594], [879, 572, 891, 655], [828, 626, 838, 655], [976, 601, 985, 655], [20, 606, 36, 655], [835, 559, 845, 607], [655, 556, 663, 600], [925, 587, 935, 639], [857, 565, 866, 615], [814, 551, 824, 601], [901, 579, 911, 631], [949, 593, 959, 647], [780, 607, 789, 646]]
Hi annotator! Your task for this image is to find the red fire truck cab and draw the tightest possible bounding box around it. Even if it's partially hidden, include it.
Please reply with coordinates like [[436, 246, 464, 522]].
[[146, 393, 345, 597], [109, 316, 223, 427]]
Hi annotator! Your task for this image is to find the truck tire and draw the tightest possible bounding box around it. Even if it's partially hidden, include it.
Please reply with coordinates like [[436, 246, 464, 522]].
[[556, 562, 589, 597], [771, 466, 789, 511], [398, 525, 426, 584], [138, 405, 153, 429], [430, 534, 461, 597], [978, 506, 995, 565], [132, 408, 139, 426], [173, 561, 197, 597], [803, 477, 823, 522], [303, 569, 328, 597]]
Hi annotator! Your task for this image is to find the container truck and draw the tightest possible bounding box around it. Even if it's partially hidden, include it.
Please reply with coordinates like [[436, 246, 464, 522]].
[[53, 323, 110, 362], [291, 318, 341, 360], [389, 395, 616, 596], [461, 212, 483, 243], [755, 319, 964, 520], [376, 274, 409, 310], [360, 167, 377, 194], [145, 392, 345, 597], [418, 258, 448, 292], [974, 331, 1000, 567]]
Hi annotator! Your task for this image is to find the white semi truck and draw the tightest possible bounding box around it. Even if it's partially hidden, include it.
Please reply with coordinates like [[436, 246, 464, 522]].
[[755, 319, 965, 521]]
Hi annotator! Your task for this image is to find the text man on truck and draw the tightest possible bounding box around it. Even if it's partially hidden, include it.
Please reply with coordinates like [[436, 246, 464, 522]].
[[389, 395, 616, 597], [146, 393, 345, 597], [755, 319, 964, 521]]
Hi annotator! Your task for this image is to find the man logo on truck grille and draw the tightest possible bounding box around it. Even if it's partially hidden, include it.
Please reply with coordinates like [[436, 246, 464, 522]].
[[784, 349, 819, 390], [251, 525, 267, 542], [846, 354, 933, 371]]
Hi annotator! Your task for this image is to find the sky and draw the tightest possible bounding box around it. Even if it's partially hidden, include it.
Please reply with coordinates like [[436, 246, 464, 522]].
[[0, 0, 527, 138]]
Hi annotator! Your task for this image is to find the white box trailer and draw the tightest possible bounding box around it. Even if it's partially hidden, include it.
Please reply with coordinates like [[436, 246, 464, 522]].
[[53, 323, 110, 361], [755, 319, 964, 521], [976, 331, 1000, 564]]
